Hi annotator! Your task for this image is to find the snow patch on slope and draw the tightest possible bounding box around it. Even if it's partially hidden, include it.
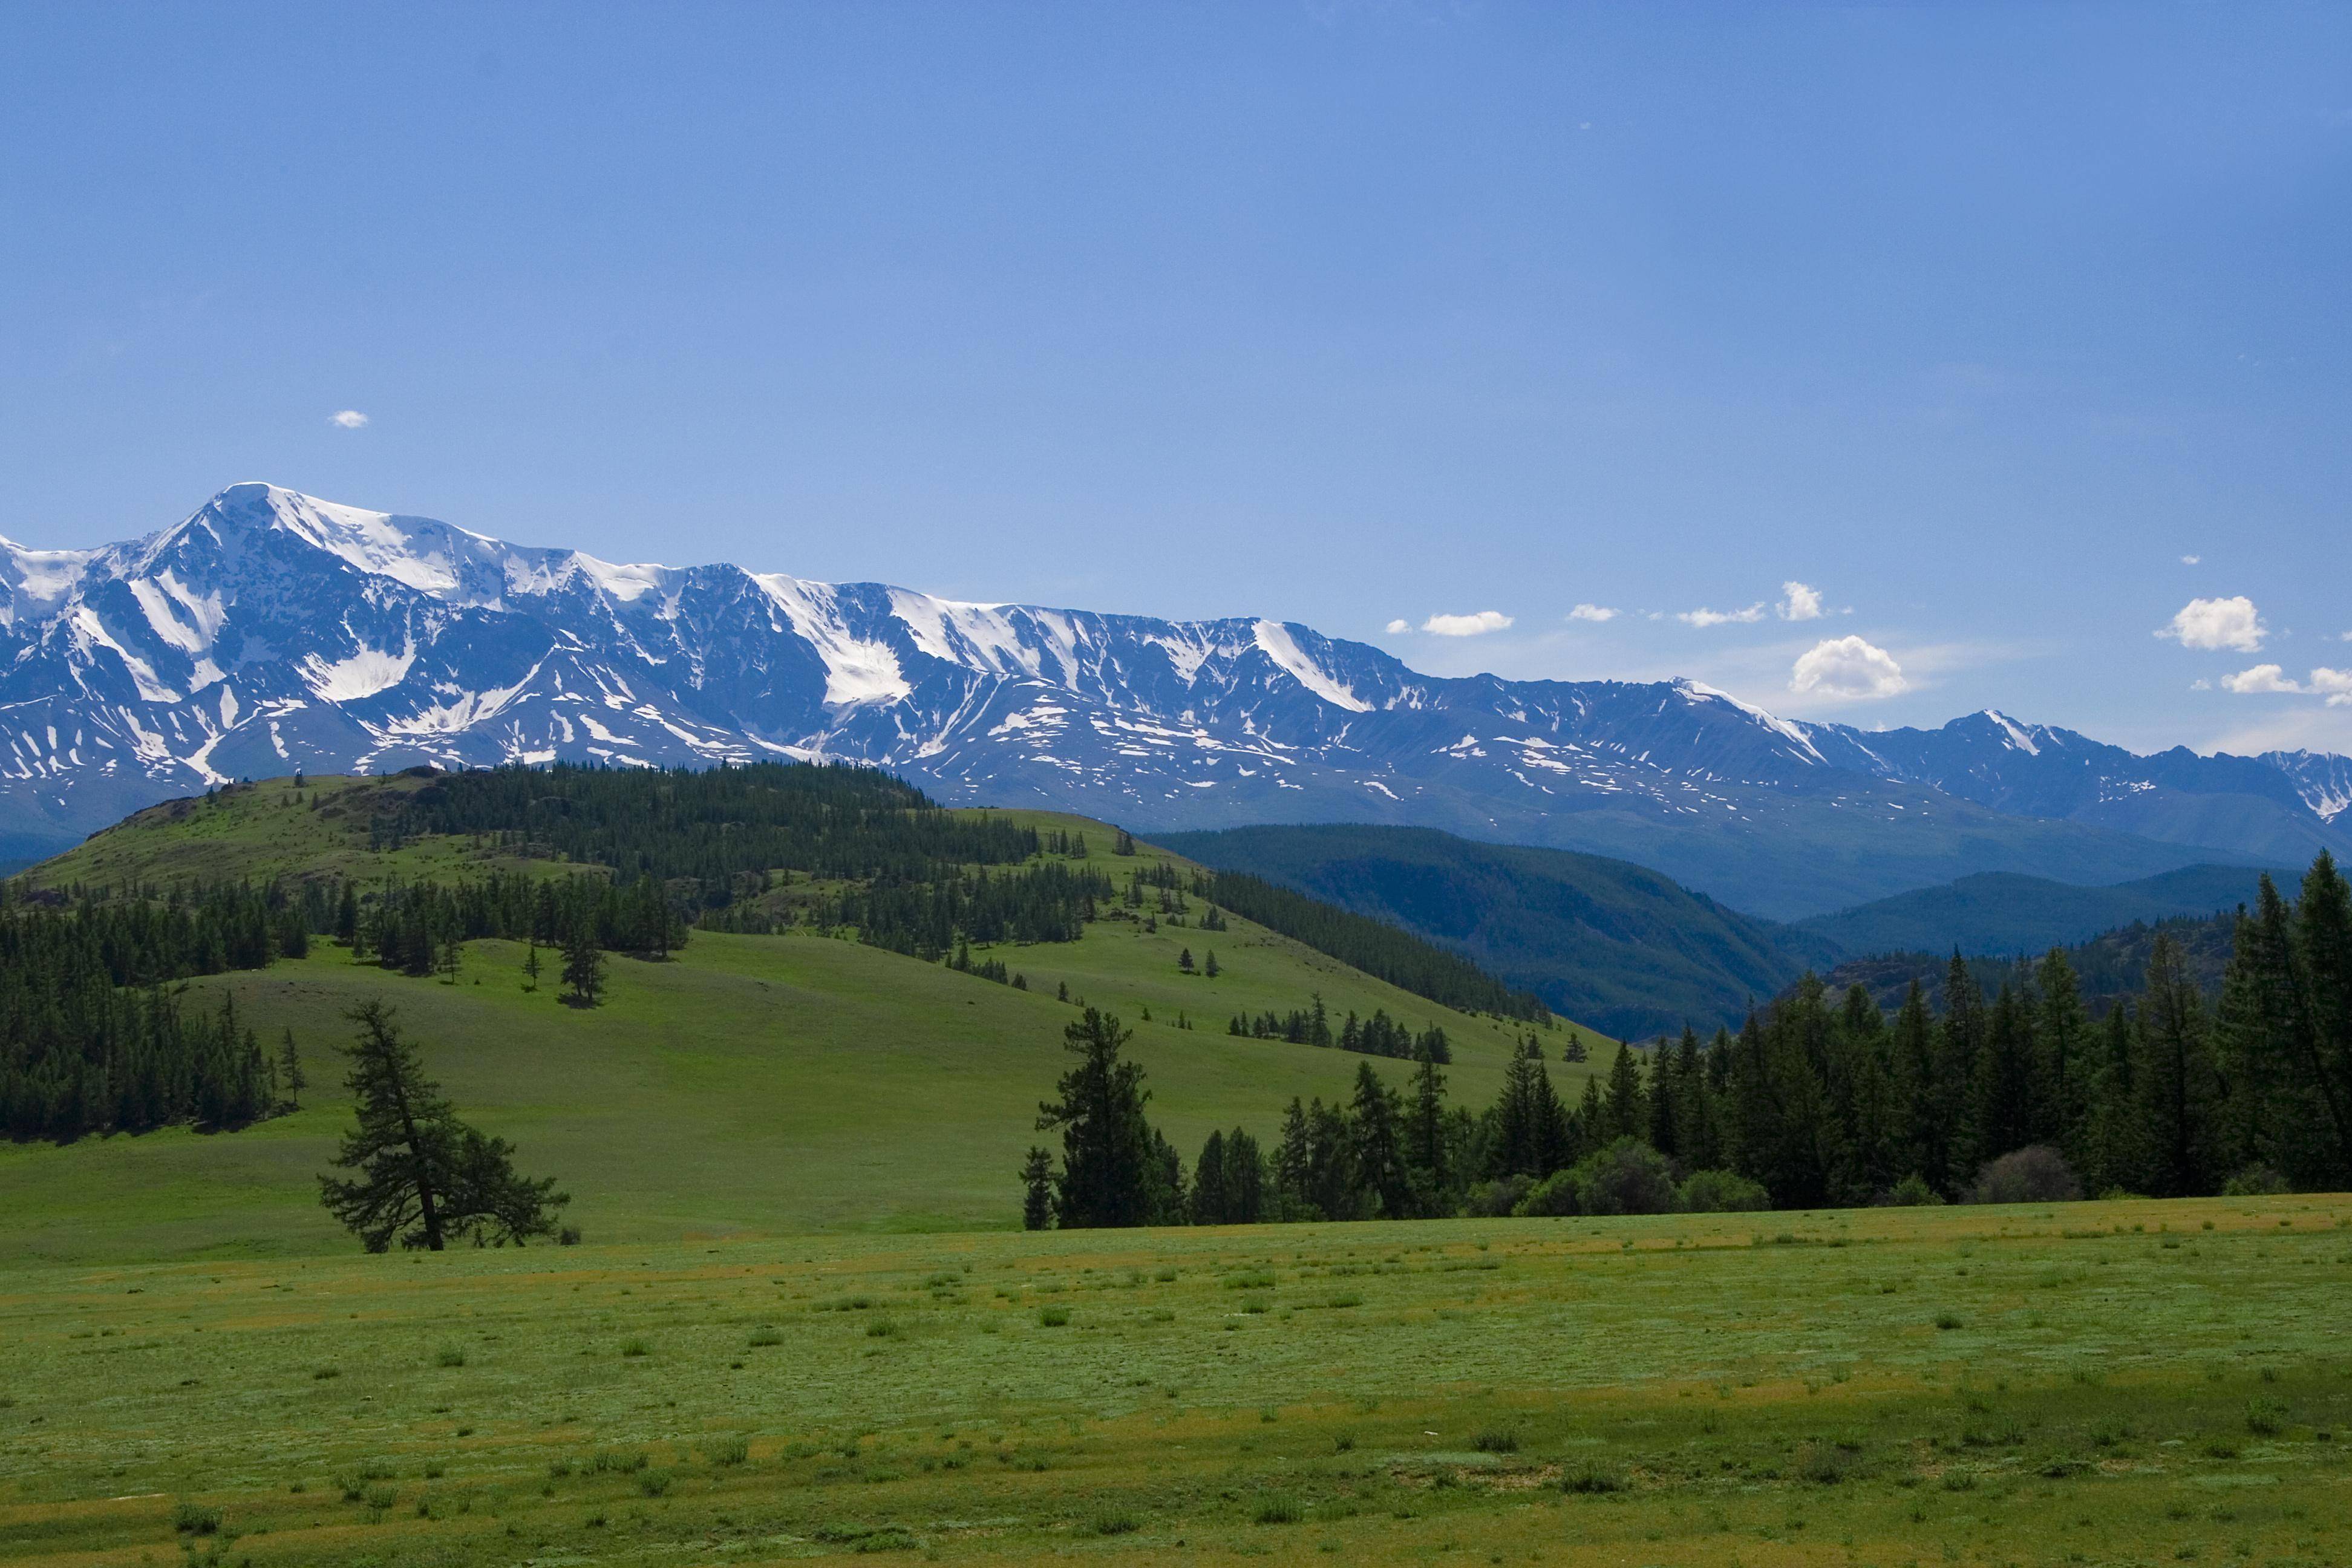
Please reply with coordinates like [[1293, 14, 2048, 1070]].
[[302, 642, 416, 701], [755, 575, 911, 705], [1252, 621, 1370, 712]]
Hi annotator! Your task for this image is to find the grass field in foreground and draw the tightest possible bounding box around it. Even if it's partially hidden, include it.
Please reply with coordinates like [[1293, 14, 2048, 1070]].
[[3, 1196, 2348, 1566]]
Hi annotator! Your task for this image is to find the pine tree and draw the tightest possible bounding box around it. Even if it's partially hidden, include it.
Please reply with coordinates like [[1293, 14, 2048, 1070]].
[[1223, 1128, 1267, 1223], [1020, 1147, 1056, 1230], [1178, 947, 1194, 974], [276, 1028, 306, 1111], [1036, 1008, 1160, 1228], [521, 939, 541, 993], [2035, 949, 2091, 1158], [2137, 933, 2223, 1198], [1191, 1130, 1229, 1224], [2079, 1000, 2146, 1194], [1403, 1039, 1450, 1210], [1890, 980, 1940, 1188], [317, 1002, 567, 1251], [1348, 1061, 1411, 1218], [1204, 950, 1220, 978], [561, 923, 606, 1008], [2293, 854, 2352, 1186], [1275, 1098, 1313, 1218], [1603, 1041, 1647, 1142], [1968, 984, 2041, 1171]]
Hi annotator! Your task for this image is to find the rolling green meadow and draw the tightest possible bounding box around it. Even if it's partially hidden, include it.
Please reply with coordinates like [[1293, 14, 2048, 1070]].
[[5, 780, 2351, 1564], [2, 1200, 2348, 1566]]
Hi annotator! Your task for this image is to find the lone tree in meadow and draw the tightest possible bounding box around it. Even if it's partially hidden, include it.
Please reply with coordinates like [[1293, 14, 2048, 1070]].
[[276, 1028, 307, 1111], [318, 1001, 568, 1252], [1035, 1007, 1170, 1227], [561, 921, 606, 1007]]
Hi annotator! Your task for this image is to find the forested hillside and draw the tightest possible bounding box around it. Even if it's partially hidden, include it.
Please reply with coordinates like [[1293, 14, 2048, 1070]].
[[1157, 824, 1820, 1036], [1020, 853, 2352, 1227], [2, 768, 1601, 1252]]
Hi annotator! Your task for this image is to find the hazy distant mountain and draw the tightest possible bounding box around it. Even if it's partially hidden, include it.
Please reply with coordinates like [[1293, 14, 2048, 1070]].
[[4, 483, 2344, 909]]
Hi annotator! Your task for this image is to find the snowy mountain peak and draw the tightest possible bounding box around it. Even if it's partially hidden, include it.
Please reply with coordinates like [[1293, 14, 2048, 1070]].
[[1, 485, 2345, 907]]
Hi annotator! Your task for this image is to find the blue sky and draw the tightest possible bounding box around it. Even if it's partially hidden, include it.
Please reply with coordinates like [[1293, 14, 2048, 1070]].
[[4, 2, 2347, 754]]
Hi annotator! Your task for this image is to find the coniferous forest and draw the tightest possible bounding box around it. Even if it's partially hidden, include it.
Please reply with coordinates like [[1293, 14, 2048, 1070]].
[[1024, 853, 2352, 1227]]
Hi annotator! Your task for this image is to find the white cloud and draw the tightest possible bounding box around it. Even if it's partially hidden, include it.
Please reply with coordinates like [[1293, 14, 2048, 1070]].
[[1789, 635, 1910, 701], [2215, 665, 2352, 706], [2221, 664, 2303, 695], [2180, 554, 2201, 565], [1383, 618, 1411, 635], [1420, 610, 1514, 637], [328, 409, 370, 430], [2157, 595, 2265, 652], [1777, 581, 1824, 621], [1566, 603, 1618, 622], [1677, 603, 1766, 628]]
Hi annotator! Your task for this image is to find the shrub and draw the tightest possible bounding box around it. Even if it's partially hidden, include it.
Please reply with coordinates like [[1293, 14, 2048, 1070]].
[[1036, 1305, 1071, 1328], [1571, 1137, 1680, 1217], [434, 1345, 467, 1368], [2247, 1397, 2288, 1436], [864, 1317, 903, 1338], [1512, 1171, 1581, 1217], [2223, 1166, 2290, 1197], [619, 1338, 650, 1358], [1561, 1465, 1624, 1494], [706, 1436, 750, 1467], [1678, 1169, 1770, 1213], [638, 1468, 673, 1497], [1967, 1146, 2082, 1206], [1465, 1175, 1532, 1217], [1880, 1174, 1946, 1207], [1472, 1427, 1519, 1454], [747, 1327, 783, 1347], [1093, 1510, 1141, 1535], [171, 1501, 222, 1535], [1252, 1492, 1303, 1524]]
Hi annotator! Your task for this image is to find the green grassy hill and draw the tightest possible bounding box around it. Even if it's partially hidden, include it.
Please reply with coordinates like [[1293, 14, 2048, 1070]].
[[1, 778, 1606, 1264]]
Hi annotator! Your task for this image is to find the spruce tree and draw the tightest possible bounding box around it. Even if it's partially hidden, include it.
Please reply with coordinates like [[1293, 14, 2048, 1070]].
[[2034, 949, 2091, 1158], [1223, 1128, 1267, 1223], [1603, 1041, 1647, 1142], [1403, 1039, 1451, 1210], [276, 1028, 306, 1111], [1968, 984, 2040, 1171], [2293, 854, 2352, 1185], [1191, 1130, 1229, 1224], [1348, 1062, 1411, 1218], [1020, 1147, 1056, 1230], [1035, 1008, 1160, 1228], [2136, 933, 2223, 1198]]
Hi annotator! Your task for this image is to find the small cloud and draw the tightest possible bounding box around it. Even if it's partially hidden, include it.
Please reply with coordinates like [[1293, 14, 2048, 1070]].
[[2180, 554, 2201, 565], [1566, 603, 1618, 622], [1789, 635, 1910, 701], [1777, 581, 1824, 622], [328, 410, 370, 430], [1677, 603, 1766, 628], [2191, 678, 2213, 691], [2221, 664, 2303, 695], [2216, 665, 2352, 706], [1420, 610, 1514, 637], [2157, 595, 2265, 653], [1384, 618, 1412, 635]]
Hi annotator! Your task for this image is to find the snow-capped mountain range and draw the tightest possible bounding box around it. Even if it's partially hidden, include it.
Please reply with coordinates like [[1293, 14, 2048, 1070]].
[[4, 483, 2345, 918]]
